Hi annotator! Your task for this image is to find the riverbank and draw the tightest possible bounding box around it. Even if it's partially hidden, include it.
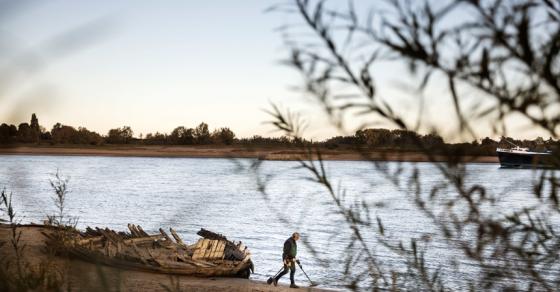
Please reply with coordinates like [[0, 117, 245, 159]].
[[0, 145, 498, 163], [0, 224, 333, 291]]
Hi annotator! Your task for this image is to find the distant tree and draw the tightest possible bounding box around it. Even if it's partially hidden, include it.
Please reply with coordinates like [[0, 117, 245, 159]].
[[122, 126, 133, 142], [30, 114, 39, 131], [40, 130, 52, 141], [169, 126, 195, 145], [535, 137, 545, 145], [194, 122, 210, 144], [106, 128, 119, 144], [391, 129, 421, 148], [106, 126, 133, 144], [480, 137, 495, 146], [52, 123, 77, 144], [51, 123, 76, 144], [0, 123, 15, 143], [420, 133, 445, 148], [17, 123, 35, 143], [8, 124, 17, 137], [237, 134, 305, 147], [0, 124, 12, 144], [168, 127, 183, 144], [356, 128, 394, 147], [183, 128, 195, 144], [50, 123, 102, 145], [144, 132, 167, 145], [28, 113, 41, 142], [76, 127, 103, 145], [211, 127, 236, 145], [51, 123, 62, 133], [237, 135, 266, 146], [323, 135, 359, 147]]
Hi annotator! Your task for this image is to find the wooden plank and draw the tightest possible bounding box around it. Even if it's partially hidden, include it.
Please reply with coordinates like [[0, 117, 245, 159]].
[[130, 242, 149, 265], [123, 234, 165, 245], [202, 239, 213, 259], [146, 248, 164, 267], [98, 228, 123, 244], [209, 240, 217, 259], [210, 241, 217, 259], [159, 228, 173, 243], [208, 240, 216, 259], [137, 225, 150, 237], [211, 240, 219, 259], [213, 241, 223, 260], [193, 239, 229, 260], [197, 240, 225, 260], [212, 240, 223, 259], [170, 228, 185, 245], [127, 224, 139, 237], [177, 254, 217, 268], [219, 241, 226, 259], [132, 224, 143, 237], [192, 239, 208, 260]]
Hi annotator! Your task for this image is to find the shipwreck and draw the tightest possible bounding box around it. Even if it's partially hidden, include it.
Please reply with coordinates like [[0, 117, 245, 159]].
[[44, 224, 254, 278]]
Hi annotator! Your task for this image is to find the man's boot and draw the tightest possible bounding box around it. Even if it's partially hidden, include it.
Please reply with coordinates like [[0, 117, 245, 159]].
[[290, 283, 299, 289]]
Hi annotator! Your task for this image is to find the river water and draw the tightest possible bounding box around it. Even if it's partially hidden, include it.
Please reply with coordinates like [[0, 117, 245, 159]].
[[0, 155, 558, 290]]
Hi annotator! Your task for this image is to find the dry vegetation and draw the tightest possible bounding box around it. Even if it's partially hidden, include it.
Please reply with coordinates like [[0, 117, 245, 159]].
[[250, 0, 560, 290]]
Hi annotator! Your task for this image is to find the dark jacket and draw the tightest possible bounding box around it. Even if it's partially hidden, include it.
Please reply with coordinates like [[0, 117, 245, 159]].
[[282, 237, 297, 260]]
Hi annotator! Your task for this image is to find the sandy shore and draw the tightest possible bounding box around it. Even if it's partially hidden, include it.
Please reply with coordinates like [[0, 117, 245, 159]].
[[0, 145, 498, 163], [0, 224, 334, 291]]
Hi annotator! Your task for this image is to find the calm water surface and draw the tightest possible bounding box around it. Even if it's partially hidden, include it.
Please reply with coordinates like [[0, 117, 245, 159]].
[[0, 155, 557, 290]]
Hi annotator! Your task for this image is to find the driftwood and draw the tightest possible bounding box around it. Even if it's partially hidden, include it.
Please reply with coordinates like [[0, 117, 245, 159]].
[[44, 224, 253, 278]]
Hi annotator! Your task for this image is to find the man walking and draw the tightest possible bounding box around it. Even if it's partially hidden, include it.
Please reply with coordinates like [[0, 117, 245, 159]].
[[273, 232, 300, 288]]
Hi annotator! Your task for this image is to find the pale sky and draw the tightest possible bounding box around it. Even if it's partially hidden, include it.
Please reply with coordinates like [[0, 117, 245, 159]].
[[0, 1, 552, 141]]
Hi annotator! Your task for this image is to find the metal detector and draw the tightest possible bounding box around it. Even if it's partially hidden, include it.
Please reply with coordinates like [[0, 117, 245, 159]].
[[297, 261, 319, 287], [267, 266, 284, 285]]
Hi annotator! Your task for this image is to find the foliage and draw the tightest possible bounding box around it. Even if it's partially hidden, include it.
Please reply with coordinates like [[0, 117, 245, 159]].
[[169, 126, 195, 145], [51, 123, 103, 145], [46, 170, 78, 227], [1, 189, 64, 291], [258, 0, 560, 290], [212, 127, 236, 145], [106, 126, 134, 144]]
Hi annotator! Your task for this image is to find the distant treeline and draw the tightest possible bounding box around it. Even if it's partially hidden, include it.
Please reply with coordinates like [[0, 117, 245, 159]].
[[1, 114, 558, 156], [325, 129, 558, 156]]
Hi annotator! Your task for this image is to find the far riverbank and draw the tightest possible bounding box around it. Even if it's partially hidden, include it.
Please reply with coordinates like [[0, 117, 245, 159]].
[[0, 144, 498, 163]]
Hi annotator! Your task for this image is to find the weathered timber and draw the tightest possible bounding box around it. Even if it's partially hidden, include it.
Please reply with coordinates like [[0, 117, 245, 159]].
[[136, 225, 149, 237], [127, 224, 141, 237], [170, 228, 185, 246], [123, 234, 165, 246], [197, 228, 228, 241], [159, 228, 173, 243], [197, 228, 246, 261], [44, 224, 253, 278], [192, 238, 225, 260]]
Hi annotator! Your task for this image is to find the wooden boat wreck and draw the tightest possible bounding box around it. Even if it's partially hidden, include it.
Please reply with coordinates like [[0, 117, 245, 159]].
[[43, 224, 254, 278]]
